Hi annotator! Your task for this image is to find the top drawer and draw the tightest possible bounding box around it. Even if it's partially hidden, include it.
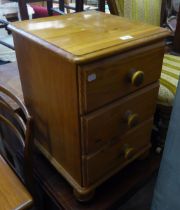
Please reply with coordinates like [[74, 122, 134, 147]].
[[78, 43, 164, 114]]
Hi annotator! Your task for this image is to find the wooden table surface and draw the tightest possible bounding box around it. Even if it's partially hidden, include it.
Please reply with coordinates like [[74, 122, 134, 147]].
[[10, 11, 170, 64], [0, 155, 33, 210], [0, 63, 32, 210]]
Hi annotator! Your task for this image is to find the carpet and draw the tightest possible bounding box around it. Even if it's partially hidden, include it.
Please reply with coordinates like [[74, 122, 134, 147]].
[[118, 175, 157, 210], [0, 34, 16, 62], [0, 60, 10, 65]]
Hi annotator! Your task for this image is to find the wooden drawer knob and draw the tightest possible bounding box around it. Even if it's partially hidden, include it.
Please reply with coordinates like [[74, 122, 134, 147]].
[[130, 70, 144, 86], [124, 147, 135, 159], [124, 111, 139, 128]]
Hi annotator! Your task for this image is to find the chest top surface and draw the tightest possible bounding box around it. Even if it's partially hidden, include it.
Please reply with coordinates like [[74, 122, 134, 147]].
[[10, 11, 170, 63]]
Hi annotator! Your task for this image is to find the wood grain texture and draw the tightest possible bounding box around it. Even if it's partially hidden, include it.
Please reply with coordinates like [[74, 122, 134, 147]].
[[9, 11, 170, 198], [0, 155, 33, 210], [12, 33, 82, 185], [81, 83, 159, 155], [79, 42, 164, 113], [9, 11, 170, 64], [0, 62, 161, 209], [84, 119, 153, 185]]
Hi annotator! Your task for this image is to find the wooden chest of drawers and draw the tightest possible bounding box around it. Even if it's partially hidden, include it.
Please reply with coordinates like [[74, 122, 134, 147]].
[[9, 11, 170, 200]]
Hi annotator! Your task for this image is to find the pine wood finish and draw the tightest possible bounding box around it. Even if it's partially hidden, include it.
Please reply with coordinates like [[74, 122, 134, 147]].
[[84, 119, 153, 185], [0, 155, 33, 210], [82, 84, 159, 155], [9, 11, 170, 200], [0, 62, 161, 209], [79, 43, 164, 113]]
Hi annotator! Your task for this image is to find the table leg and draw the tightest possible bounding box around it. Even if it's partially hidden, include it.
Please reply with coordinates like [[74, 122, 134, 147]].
[[76, 0, 84, 12]]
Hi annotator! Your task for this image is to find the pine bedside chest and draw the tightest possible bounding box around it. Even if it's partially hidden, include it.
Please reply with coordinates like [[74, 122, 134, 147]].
[[9, 11, 170, 201]]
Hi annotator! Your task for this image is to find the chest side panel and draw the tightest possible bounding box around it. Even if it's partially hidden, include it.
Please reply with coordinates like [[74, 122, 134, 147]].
[[13, 32, 82, 185]]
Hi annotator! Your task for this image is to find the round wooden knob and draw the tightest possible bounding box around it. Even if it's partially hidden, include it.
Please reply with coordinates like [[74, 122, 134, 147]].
[[128, 113, 139, 128], [124, 147, 135, 159], [124, 111, 139, 128], [131, 70, 144, 86]]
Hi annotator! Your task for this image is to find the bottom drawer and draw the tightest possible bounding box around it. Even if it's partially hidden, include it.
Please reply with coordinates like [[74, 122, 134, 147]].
[[83, 119, 153, 186]]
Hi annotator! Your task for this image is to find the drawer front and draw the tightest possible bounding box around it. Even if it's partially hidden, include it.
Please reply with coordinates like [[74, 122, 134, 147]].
[[79, 44, 164, 113], [83, 119, 153, 186], [81, 83, 159, 155]]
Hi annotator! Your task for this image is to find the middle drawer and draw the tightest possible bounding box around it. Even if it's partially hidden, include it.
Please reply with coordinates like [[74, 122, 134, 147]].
[[81, 83, 159, 155]]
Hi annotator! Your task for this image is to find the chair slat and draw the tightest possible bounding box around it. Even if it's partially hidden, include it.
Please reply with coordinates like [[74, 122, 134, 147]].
[[0, 114, 25, 148], [0, 86, 30, 119], [0, 100, 26, 134]]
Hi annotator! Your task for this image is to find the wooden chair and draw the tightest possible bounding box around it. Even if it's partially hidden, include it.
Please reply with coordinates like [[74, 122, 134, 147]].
[[18, 0, 53, 20], [0, 85, 37, 207], [51, 0, 106, 15], [0, 0, 53, 52], [49, 0, 74, 15], [18, 0, 85, 19]]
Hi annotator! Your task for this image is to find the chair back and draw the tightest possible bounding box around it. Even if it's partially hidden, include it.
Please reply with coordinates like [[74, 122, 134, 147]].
[[18, 0, 53, 20], [0, 85, 33, 191], [107, 0, 170, 26]]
